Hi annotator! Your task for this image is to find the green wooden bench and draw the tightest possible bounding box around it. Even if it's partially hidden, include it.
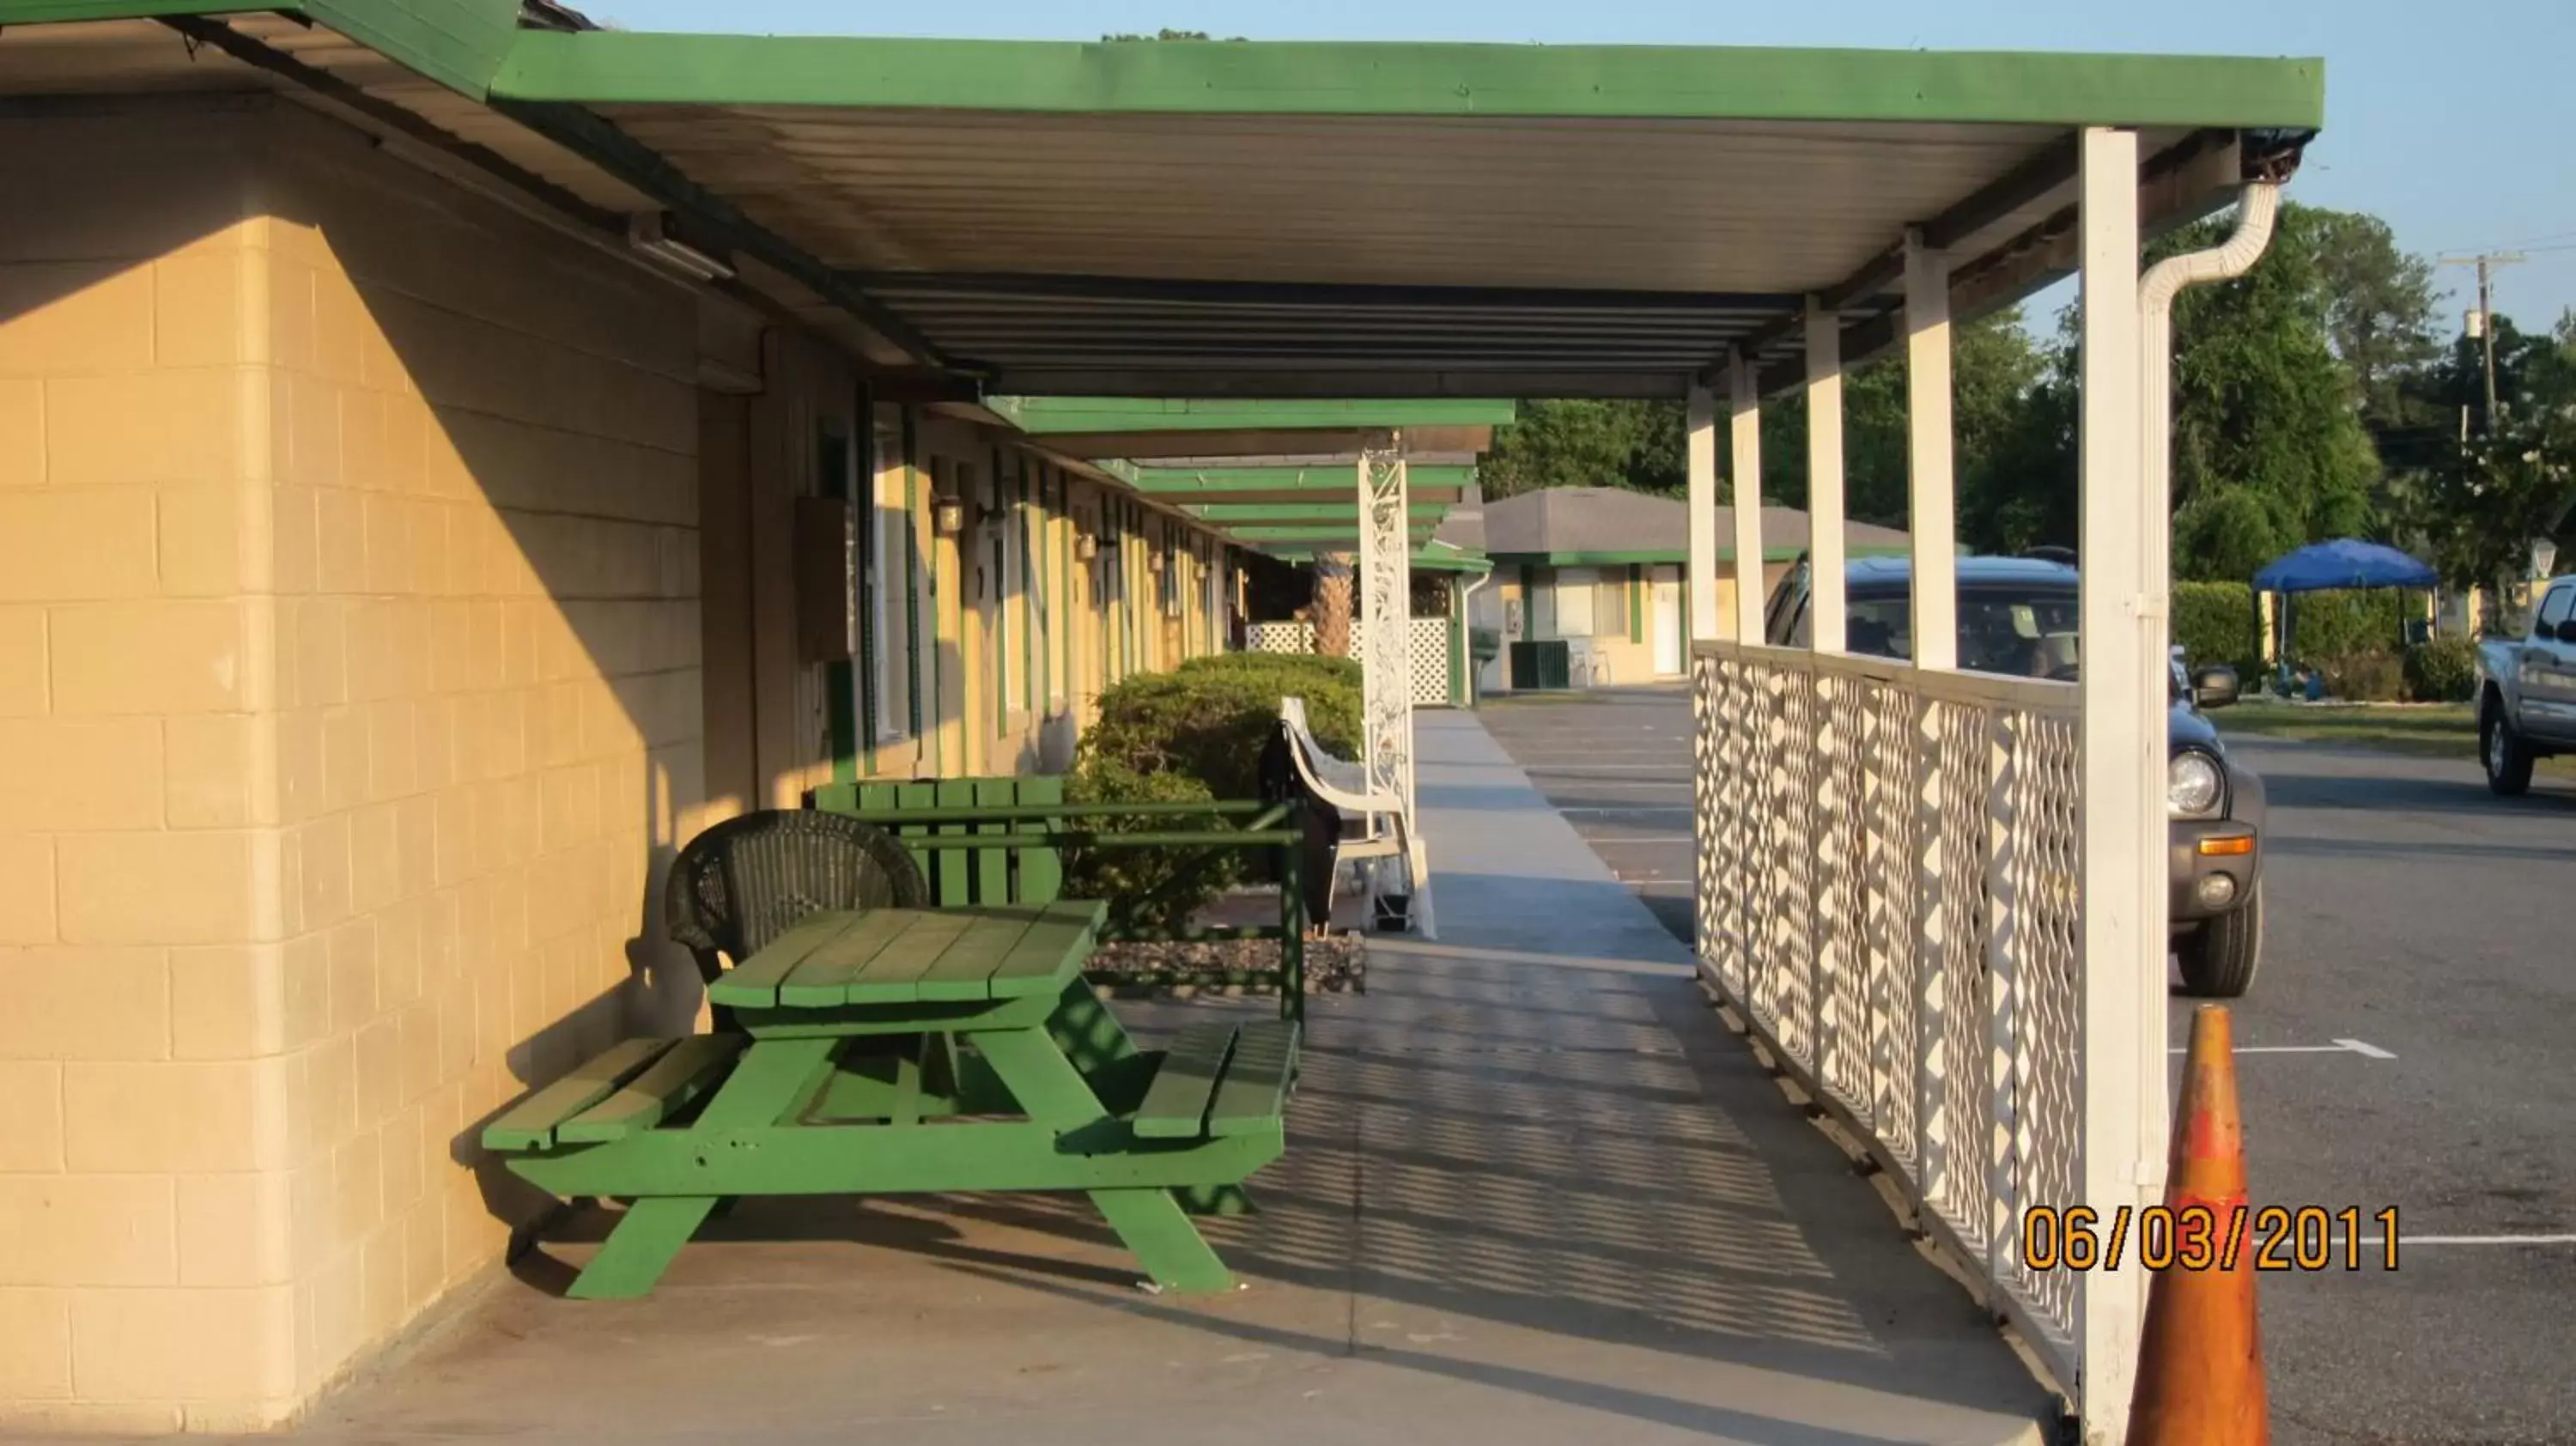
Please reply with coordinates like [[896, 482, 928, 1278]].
[[810, 775, 1069, 908], [809, 775, 1311, 1022], [481, 901, 1300, 1298]]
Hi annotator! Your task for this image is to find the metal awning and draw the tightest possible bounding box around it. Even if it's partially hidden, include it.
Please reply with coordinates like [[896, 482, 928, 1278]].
[[0, 11, 2320, 400], [478, 33, 2317, 398], [987, 398, 1512, 459]]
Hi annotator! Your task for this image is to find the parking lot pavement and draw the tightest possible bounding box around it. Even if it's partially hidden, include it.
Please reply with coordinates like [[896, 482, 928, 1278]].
[[1480, 686, 2576, 1446]]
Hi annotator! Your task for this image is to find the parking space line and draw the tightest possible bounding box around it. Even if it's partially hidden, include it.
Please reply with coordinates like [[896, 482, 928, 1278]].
[[2166, 1039, 2397, 1059]]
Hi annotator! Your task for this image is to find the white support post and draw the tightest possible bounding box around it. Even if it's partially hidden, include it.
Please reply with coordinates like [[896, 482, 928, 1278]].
[[1357, 432, 1419, 877], [1806, 297, 1848, 653], [2075, 125, 2152, 1446], [1687, 383, 1720, 642], [1905, 228, 1958, 672], [1729, 351, 1765, 645]]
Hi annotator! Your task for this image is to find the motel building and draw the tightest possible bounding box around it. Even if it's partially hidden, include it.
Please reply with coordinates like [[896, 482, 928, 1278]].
[[0, 7, 2321, 1441]]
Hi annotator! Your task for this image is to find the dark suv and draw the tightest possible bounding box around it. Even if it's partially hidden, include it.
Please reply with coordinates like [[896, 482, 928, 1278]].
[[1763, 555, 2264, 998]]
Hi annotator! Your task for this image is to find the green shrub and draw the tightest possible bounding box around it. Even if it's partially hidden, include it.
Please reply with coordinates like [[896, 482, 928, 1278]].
[[2283, 589, 2408, 665], [2174, 581, 2261, 676], [1059, 763, 1238, 933], [2313, 649, 2406, 702], [1062, 652, 1362, 926], [1084, 654, 1360, 801], [2403, 638, 2479, 702]]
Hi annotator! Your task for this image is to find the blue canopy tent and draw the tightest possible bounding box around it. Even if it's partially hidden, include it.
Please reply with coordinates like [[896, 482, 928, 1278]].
[[2253, 538, 2439, 593], [2253, 538, 2440, 696]]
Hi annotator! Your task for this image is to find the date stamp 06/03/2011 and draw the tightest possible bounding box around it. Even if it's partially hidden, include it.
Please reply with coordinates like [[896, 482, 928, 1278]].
[[2020, 1206, 2403, 1273]]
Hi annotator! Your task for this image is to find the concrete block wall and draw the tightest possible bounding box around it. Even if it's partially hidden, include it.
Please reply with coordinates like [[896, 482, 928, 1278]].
[[0, 99, 705, 1431]]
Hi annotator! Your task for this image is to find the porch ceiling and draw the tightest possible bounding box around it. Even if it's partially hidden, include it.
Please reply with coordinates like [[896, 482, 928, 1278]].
[[483, 31, 2319, 398], [3, 12, 2324, 402]]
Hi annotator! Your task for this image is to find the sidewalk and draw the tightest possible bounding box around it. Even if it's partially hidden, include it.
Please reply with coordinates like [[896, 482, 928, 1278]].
[[240, 714, 2050, 1446]]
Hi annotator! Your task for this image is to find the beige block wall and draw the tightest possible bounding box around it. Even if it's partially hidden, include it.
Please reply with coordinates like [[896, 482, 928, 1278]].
[[1, 99, 705, 1431]]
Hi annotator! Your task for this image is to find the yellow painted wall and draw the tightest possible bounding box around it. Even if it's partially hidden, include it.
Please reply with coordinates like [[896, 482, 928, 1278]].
[[0, 99, 708, 1431], [0, 92, 1243, 1435]]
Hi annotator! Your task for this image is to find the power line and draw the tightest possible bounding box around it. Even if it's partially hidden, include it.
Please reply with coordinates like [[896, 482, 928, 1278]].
[[2436, 252, 2526, 434]]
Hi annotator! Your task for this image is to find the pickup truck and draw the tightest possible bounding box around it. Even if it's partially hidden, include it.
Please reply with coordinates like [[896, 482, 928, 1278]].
[[1765, 554, 2265, 997], [2477, 573, 2576, 795]]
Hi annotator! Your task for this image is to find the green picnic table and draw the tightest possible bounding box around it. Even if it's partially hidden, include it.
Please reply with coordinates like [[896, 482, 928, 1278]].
[[481, 900, 1299, 1299]]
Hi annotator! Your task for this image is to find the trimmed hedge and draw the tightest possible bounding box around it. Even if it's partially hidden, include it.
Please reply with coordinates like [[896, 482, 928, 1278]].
[[1062, 650, 1365, 923], [2174, 581, 2261, 676], [2314, 650, 2406, 702], [2175, 580, 2417, 683], [2403, 638, 2479, 702]]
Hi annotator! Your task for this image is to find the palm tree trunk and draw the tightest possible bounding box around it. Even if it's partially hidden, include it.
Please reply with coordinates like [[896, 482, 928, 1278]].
[[1312, 553, 1354, 657]]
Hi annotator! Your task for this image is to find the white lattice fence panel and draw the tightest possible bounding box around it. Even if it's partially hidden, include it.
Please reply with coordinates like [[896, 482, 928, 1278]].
[[1691, 641, 2081, 1392], [1245, 622, 1315, 654], [1406, 617, 1451, 704]]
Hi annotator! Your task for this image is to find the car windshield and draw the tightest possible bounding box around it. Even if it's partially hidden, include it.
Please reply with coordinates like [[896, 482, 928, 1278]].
[[1846, 588, 2083, 678]]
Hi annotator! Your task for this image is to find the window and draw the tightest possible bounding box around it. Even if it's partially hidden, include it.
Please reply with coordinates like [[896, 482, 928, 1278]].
[[1551, 568, 1599, 638], [2539, 582, 2575, 631]]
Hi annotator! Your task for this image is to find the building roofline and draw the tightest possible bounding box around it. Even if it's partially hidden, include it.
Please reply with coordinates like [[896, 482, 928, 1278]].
[[489, 32, 2324, 131]]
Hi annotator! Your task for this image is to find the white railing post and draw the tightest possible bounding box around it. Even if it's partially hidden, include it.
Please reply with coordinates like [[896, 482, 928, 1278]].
[[1905, 228, 1958, 671], [1688, 384, 1720, 643], [2077, 124, 2154, 1446], [1807, 297, 1849, 653], [1729, 351, 1766, 646]]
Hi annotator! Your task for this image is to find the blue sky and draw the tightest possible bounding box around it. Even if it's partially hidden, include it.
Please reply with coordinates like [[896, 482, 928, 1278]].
[[594, 0, 2576, 331]]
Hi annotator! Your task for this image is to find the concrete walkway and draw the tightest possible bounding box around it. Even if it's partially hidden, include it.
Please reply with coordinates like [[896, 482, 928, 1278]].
[[245, 712, 2050, 1446]]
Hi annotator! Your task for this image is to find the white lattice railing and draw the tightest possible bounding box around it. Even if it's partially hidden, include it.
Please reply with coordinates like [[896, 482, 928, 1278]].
[[1692, 638, 2084, 1391], [1242, 619, 1455, 706]]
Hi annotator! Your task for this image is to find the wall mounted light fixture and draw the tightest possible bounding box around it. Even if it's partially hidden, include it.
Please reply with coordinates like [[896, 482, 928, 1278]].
[[933, 497, 967, 536]]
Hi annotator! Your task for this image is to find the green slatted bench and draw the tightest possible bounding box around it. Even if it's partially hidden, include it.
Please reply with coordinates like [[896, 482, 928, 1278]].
[[809, 775, 1069, 908], [1132, 1019, 1300, 1140], [480, 898, 1299, 1299]]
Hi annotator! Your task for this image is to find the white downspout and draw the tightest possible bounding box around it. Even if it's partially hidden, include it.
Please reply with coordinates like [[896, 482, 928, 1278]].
[[1459, 566, 1495, 704], [2138, 183, 2281, 597]]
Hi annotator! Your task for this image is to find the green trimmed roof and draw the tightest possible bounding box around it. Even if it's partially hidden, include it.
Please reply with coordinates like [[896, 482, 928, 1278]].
[[0, 8, 2324, 399], [992, 398, 1516, 434], [490, 33, 2319, 130]]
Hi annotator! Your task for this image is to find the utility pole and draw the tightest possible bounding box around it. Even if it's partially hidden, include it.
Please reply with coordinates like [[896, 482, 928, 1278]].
[[2439, 252, 2526, 433]]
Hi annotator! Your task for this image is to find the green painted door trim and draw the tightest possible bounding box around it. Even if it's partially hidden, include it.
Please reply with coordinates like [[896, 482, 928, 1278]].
[[902, 407, 925, 743], [1628, 563, 1644, 644], [820, 423, 859, 786], [1015, 459, 1036, 711], [855, 381, 880, 775], [491, 32, 2324, 131]]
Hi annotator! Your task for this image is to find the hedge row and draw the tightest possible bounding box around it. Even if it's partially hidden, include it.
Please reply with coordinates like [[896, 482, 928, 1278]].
[[1063, 651, 1364, 927], [2172, 581, 2413, 676]]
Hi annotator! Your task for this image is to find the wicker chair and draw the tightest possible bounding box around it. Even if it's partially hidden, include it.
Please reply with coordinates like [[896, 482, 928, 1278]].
[[664, 810, 930, 1007]]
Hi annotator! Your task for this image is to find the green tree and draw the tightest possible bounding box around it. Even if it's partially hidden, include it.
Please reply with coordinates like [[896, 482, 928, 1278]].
[[2306, 210, 2442, 432], [1479, 398, 1682, 498], [2401, 312, 2576, 587], [2156, 203, 2381, 578]]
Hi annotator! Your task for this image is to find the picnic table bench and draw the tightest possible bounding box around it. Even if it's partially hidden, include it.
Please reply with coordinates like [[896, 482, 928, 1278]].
[[483, 898, 1298, 1298]]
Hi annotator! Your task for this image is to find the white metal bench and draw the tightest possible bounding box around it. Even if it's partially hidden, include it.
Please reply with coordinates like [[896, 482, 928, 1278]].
[[1276, 696, 1428, 929]]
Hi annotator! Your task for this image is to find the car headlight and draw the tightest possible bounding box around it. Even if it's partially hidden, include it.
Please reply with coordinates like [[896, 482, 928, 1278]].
[[2168, 750, 2225, 818]]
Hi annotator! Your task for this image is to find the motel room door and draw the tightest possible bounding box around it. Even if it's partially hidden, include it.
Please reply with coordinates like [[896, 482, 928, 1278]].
[[1650, 566, 1684, 674]]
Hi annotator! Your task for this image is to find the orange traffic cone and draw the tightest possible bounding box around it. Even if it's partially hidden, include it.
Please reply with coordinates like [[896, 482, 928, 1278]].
[[2126, 1004, 2269, 1444]]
